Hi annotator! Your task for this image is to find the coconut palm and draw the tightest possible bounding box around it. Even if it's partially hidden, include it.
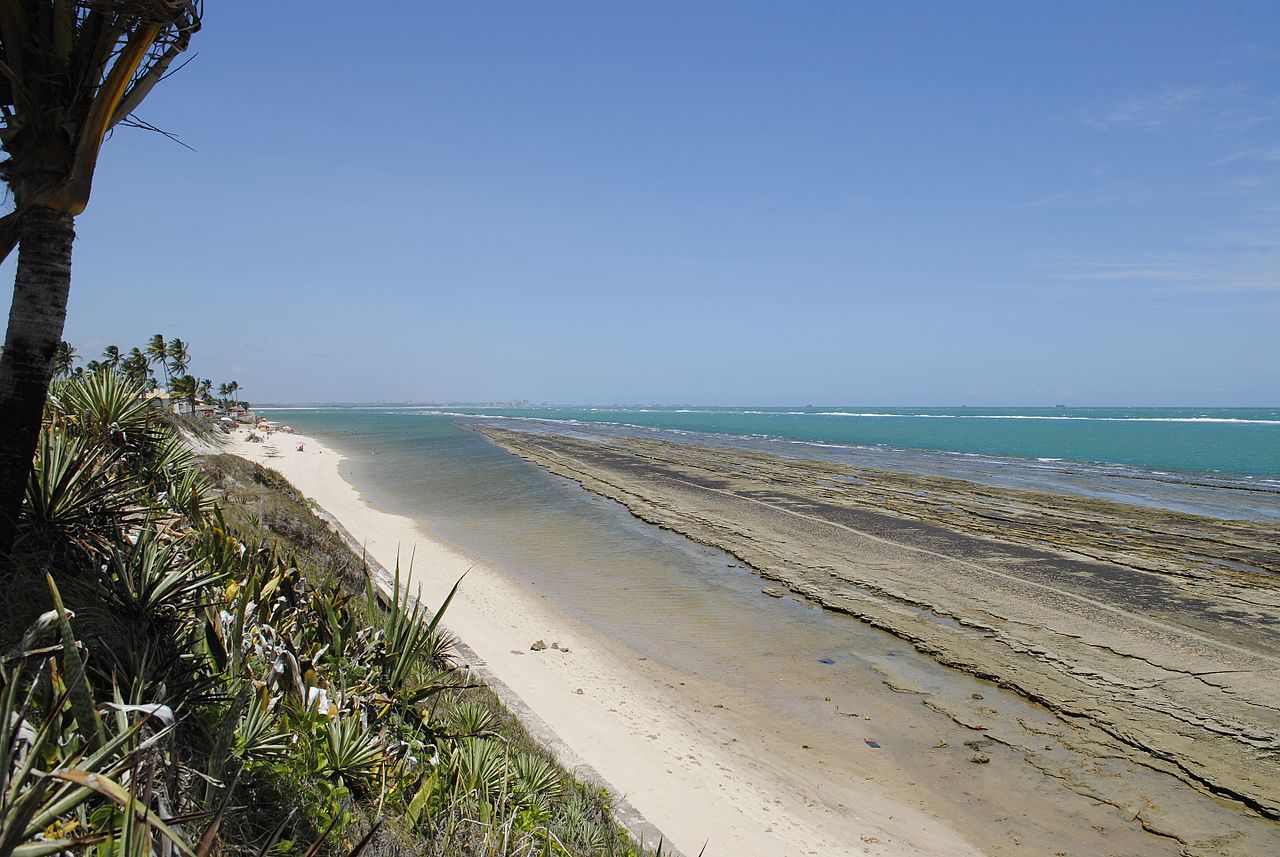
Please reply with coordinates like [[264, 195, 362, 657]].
[[122, 347, 150, 386], [52, 341, 78, 379], [145, 332, 170, 386], [101, 344, 121, 369], [0, 3, 203, 553], [166, 336, 190, 380], [169, 373, 197, 414]]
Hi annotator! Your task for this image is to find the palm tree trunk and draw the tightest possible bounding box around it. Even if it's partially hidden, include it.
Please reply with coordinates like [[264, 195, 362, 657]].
[[0, 206, 76, 554]]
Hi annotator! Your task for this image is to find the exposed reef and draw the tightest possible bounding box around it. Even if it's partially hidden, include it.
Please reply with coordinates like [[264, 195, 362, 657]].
[[481, 427, 1280, 856]]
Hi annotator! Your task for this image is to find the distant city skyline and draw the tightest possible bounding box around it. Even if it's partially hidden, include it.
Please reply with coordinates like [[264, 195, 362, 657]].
[[7, 2, 1279, 406]]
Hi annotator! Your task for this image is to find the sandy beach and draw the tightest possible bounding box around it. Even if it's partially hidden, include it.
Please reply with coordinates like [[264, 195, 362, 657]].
[[218, 427, 991, 857]]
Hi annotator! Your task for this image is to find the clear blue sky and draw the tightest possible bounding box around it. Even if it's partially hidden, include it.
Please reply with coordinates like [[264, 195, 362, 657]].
[[11, 1, 1280, 405]]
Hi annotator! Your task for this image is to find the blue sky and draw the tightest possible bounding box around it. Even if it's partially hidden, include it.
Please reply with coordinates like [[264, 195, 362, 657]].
[[11, 2, 1280, 405]]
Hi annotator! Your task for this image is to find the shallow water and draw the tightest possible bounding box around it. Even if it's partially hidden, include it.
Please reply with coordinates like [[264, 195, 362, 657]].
[[252, 408, 1280, 854]]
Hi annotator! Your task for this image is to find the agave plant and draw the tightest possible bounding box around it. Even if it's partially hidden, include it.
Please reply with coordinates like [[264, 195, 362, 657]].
[[368, 559, 464, 698], [0, 581, 195, 857], [47, 370, 162, 461], [92, 525, 224, 703], [233, 691, 291, 764], [320, 716, 384, 786], [18, 429, 135, 559]]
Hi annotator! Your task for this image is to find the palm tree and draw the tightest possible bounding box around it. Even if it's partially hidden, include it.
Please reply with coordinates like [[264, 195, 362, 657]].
[[197, 377, 212, 402], [166, 337, 190, 380], [145, 333, 170, 386], [122, 348, 150, 386], [169, 373, 196, 415], [52, 341, 78, 378], [101, 344, 121, 369], [226, 379, 241, 408], [0, 4, 202, 552]]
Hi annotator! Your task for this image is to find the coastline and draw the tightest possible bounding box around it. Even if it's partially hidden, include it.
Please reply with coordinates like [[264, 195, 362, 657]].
[[218, 428, 986, 857], [478, 427, 1280, 857]]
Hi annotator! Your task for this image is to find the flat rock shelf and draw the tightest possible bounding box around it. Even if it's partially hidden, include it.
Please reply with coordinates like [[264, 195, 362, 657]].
[[480, 426, 1280, 857]]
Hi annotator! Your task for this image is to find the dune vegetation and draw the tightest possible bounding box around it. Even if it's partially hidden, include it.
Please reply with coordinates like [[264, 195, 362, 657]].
[[0, 365, 649, 856]]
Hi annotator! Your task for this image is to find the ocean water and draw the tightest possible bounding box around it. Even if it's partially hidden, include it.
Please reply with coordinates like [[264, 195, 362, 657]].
[[254, 407, 1272, 851], [263, 405, 1280, 521], [405, 405, 1280, 480]]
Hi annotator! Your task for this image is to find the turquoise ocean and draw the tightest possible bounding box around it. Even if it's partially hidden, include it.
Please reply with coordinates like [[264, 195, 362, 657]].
[[411, 405, 1280, 478], [262, 405, 1280, 521]]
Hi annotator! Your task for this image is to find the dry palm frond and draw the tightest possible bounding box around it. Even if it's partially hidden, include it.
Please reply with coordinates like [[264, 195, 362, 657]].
[[0, 1, 204, 258]]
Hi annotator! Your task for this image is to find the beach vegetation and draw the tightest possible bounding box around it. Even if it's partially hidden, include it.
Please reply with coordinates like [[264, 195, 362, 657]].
[[0, 360, 650, 855]]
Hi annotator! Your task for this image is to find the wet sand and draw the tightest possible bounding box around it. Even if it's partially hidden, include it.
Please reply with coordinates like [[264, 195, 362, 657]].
[[481, 427, 1280, 857]]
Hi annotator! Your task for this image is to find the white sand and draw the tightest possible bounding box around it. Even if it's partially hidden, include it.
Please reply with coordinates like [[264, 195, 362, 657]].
[[222, 429, 984, 857]]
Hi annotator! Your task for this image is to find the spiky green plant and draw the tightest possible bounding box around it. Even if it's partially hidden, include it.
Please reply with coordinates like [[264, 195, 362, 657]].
[[0, 586, 198, 857], [320, 716, 384, 785], [233, 691, 290, 763], [450, 738, 507, 806], [449, 700, 497, 738], [18, 430, 133, 558], [511, 753, 564, 818], [47, 369, 161, 459]]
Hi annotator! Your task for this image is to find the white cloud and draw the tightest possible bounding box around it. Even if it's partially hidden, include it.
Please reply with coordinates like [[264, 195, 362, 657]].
[[1082, 86, 1209, 130], [1036, 255, 1280, 296], [1215, 146, 1280, 165], [1081, 86, 1277, 132]]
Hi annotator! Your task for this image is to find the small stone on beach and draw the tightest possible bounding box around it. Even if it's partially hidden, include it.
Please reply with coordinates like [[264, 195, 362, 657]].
[[970, 753, 991, 764], [530, 640, 547, 651]]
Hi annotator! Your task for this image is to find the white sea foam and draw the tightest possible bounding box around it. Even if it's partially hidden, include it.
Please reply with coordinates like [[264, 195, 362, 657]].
[[803, 412, 1280, 425]]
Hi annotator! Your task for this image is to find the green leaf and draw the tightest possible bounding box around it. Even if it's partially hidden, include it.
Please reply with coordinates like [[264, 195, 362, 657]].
[[48, 770, 197, 857]]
